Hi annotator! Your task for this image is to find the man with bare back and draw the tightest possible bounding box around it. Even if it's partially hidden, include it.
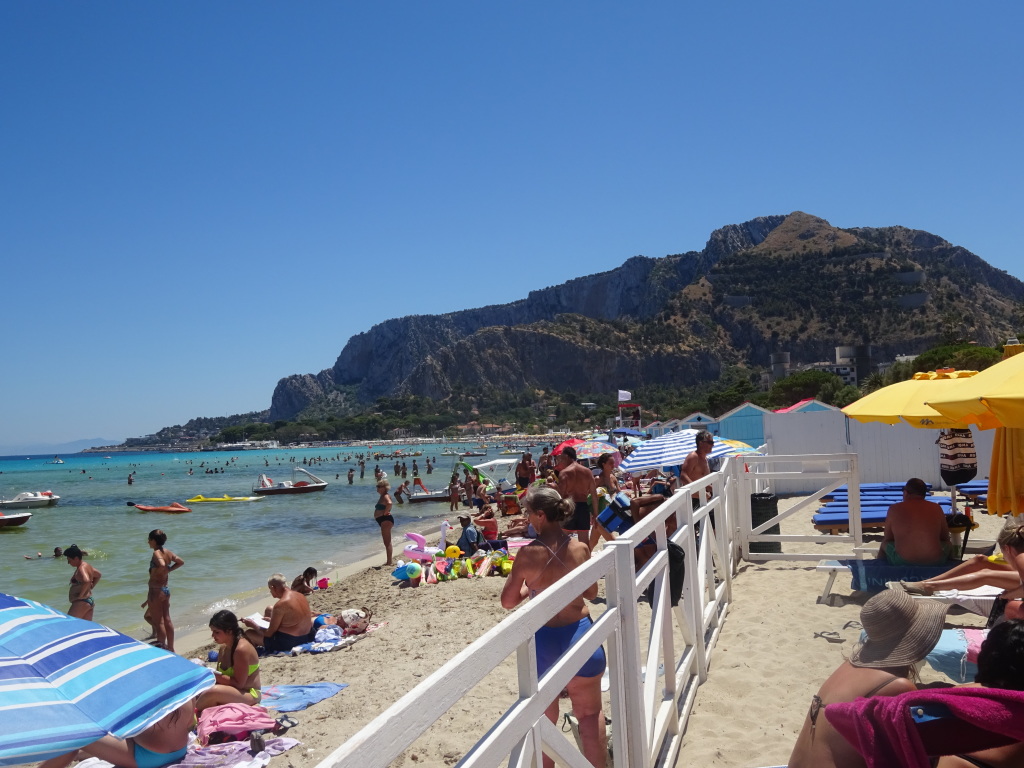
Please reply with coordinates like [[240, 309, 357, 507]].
[[555, 447, 599, 542], [242, 573, 315, 653]]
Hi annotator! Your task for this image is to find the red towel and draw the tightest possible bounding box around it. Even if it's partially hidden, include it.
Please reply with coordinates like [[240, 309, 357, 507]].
[[825, 687, 1024, 768]]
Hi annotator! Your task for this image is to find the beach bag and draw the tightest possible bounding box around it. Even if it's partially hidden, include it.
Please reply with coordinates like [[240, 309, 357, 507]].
[[340, 607, 371, 634], [197, 703, 276, 746], [641, 541, 685, 607], [938, 429, 978, 486], [596, 492, 634, 534]]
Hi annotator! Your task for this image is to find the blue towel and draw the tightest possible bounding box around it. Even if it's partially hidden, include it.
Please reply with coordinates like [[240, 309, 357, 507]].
[[926, 629, 976, 684], [260, 682, 348, 712], [836, 559, 955, 592]]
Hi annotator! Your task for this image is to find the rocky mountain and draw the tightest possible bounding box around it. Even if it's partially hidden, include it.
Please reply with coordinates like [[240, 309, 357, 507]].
[[269, 212, 1024, 420]]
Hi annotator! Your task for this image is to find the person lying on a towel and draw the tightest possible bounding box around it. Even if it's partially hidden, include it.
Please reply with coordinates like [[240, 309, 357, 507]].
[[39, 699, 194, 768], [877, 478, 955, 566], [242, 573, 315, 653]]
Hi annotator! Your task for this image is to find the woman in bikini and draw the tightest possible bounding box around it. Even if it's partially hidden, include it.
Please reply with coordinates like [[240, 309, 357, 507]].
[[147, 529, 184, 653], [65, 544, 101, 621], [374, 480, 395, 566], [196, 610, 261, 711], [501, 485, 606, 768], [788, 588, 949, 768]]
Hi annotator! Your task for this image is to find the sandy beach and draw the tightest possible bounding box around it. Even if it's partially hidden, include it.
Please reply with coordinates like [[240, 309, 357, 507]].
[[116, 492, 1004, 768]]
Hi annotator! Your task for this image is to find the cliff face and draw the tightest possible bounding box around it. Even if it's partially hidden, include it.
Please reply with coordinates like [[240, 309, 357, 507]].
[[269, 214, 786, 418], [268, 212, 1024, 420]]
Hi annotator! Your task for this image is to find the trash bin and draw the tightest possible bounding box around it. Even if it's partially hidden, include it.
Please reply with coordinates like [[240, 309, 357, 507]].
[[749, 492, 782, 553]]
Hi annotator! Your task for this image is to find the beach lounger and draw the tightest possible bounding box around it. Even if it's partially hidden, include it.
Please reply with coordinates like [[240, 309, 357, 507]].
[[816, 559, 956, 603]]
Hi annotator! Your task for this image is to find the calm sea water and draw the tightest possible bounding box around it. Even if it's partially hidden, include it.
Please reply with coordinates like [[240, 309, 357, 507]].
[[0, 445, 480, 638]]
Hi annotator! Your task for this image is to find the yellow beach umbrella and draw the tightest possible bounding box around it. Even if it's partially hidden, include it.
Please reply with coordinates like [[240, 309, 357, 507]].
[[841, 370, 978, 428], [926, 343, 1024, 430], [924, 343, 1024, 517], [989, 427, 1024, 517]]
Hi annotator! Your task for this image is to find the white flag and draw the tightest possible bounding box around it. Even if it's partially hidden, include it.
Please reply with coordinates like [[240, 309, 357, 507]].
[[617, 390, 632, 402]]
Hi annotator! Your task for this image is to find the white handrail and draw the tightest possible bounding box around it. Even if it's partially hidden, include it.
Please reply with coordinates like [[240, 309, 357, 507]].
[[316, 461, 740, 768]]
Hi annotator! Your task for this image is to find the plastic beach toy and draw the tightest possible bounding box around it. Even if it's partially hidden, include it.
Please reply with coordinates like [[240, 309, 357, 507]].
[[403, 532, 443, 562]]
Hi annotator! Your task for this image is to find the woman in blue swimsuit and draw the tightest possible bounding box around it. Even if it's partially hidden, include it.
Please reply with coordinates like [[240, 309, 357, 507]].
[[500, 485, 606, 768], [38, 699, 195, 768], [374, 480, 395, 566]]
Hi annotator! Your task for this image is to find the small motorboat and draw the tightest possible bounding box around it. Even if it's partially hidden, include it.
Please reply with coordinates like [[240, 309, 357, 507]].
[[0, 511, 32, 528], [408, 478, 451, 504], [253, 467, 328, 495], [186, 494, 265, 503], [129, 502, 192, 514], [0, 491, 60, 510]]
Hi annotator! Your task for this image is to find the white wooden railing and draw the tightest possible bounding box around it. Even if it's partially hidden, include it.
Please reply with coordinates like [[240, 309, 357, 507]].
[[315, 461, 743, 768]]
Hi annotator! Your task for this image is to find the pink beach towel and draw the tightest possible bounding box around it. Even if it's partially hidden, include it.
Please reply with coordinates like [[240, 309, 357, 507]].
[[825, 687, 1024, 768], [964, 628, 987, 665], [197, 703, 276, 745]]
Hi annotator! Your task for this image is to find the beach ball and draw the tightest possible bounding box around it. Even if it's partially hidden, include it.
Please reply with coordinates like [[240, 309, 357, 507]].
[[406, 562, 422, 578]]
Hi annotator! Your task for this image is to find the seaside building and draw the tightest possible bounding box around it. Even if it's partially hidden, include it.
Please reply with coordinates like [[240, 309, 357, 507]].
[[679, 411, 718, 434], [716, 402, 772, 448]]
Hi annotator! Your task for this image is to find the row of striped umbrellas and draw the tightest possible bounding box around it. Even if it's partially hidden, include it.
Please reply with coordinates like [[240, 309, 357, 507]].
[[553, 431, 758, 472]]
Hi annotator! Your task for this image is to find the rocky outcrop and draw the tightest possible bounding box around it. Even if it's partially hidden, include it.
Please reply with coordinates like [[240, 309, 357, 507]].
[[269, 370, 336, 421]]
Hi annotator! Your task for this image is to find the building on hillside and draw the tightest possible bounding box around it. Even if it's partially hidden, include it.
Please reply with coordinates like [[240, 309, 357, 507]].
[[716, 402, 772, 448], [680, 412, 719, 434]]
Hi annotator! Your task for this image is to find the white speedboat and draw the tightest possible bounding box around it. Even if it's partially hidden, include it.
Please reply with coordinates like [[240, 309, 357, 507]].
[[407, 479, 452, 504], [253, 467, 328, 495], [0, 491, 60, 510]]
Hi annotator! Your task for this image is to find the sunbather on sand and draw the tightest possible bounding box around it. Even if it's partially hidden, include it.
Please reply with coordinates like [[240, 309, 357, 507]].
[[242, 573, 315, 653], [38, 699, 194, 768], [788, 589, 949, 768], [899, 523, 1024, 597], [196, 610, 261, 710]]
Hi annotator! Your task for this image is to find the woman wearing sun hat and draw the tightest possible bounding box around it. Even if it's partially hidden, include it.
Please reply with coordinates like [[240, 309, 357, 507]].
[[788, 588, 950, 768]]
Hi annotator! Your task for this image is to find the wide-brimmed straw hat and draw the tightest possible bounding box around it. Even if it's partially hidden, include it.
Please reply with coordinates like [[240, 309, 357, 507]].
[[850, 588, 949, 668]]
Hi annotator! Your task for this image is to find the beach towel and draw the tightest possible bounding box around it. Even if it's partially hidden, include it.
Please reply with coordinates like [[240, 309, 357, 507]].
[[825, 687, 1024, 768], [259, 682, 348, 712], [939, 428, 978, 486], [73, 737, 300, 768], [197, 704, 276, 746], [925, 628, 987, 683]]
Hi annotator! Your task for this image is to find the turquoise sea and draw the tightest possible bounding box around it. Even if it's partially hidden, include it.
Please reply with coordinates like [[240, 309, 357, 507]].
[[0, 445, 481, 639]]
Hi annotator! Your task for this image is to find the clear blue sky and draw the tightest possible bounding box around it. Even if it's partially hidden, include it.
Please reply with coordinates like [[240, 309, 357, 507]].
[[3, 2, 1022, 452]]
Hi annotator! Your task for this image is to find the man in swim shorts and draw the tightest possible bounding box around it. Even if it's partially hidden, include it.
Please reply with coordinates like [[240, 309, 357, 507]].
[[877, 478, 954, 566], [555, 447, 599, 540], [242, 573, 315, 653]]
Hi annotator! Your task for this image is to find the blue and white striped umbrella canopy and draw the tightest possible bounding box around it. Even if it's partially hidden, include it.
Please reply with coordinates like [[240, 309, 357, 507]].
[[0, 593, 214, 766], [619, 430, 756, 473]]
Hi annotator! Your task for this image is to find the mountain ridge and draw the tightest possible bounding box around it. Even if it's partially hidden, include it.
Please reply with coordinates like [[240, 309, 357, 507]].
[[268, 212, 1024, 421]]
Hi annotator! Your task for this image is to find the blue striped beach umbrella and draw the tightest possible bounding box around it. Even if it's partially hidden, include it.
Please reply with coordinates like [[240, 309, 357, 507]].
[[0, 593, 214, 766], [619, 430, 756, 473]]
